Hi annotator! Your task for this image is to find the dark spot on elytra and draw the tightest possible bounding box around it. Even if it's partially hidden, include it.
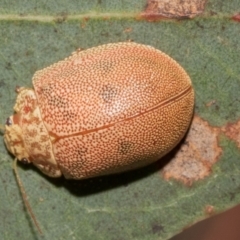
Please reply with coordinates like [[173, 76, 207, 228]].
[[49, 95, 68, 108], [118, 141, 133, 155], [77, 148, 88, 157], [40, 85, 68, 108], [39, 84, 52, 95], [96, 60, 114, 74], [62, 109, 77, 121], [100, 84, 118, 103]]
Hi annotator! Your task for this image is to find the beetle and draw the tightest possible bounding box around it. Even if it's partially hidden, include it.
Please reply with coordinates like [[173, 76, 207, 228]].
[[4, 42, 194, 180]]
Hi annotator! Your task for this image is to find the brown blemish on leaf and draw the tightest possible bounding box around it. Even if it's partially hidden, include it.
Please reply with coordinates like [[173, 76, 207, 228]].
[[204, 205, 215, 216], [222, 120, 240, 148], [81, 19, 87, 29], [232, 13, 240, 22], [142, 0, 207, 21], [81, 17, 90, 29], [123, 27, 133, 33], [205, 99, 216, 107], [161, 115, 222, 186], [55, 12, 68, 23]]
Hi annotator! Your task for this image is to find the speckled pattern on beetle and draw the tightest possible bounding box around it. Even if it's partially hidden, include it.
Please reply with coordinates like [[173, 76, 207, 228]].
[[4, 42, 194, 179]]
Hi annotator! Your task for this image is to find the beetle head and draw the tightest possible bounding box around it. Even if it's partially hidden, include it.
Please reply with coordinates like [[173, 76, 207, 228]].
[[4, 115, 31, 163]]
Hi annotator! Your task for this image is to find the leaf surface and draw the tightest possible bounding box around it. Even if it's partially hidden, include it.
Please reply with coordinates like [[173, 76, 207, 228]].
[[0, 1, 240, 239]]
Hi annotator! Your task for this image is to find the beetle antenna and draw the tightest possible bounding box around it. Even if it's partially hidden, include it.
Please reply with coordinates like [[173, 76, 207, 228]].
[[13, 158, 43, 235]]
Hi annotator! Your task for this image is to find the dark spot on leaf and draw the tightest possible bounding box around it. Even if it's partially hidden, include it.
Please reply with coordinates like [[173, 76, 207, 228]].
[[19, 13, 28, 17], [215, 104, 219, 111], [100, 31, 109, 38], [0, 80, 6, 87], [151, 223, 164, 234], [25, 50, 34, 56], [5, 62, 12, 70], [209, 10, 217, 16], [196, 21, 204, 29]]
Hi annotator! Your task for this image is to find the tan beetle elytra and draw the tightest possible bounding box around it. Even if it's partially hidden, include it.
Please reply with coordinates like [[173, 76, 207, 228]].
[[4, 42, 194, 180]]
